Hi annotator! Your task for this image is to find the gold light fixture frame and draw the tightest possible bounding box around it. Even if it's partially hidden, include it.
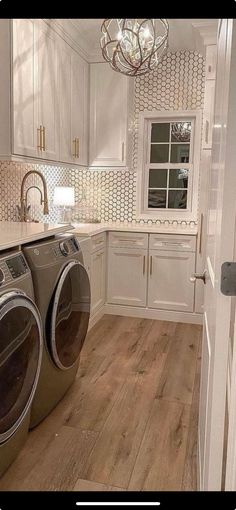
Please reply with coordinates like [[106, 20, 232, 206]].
[[100, 19, 169, 77]]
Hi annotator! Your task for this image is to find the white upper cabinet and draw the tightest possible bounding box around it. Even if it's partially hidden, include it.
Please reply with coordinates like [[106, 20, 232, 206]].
[[1, 19, 89, 166], [58, 43, 89, 165], [36, 21, 59, 161], [12, 19, 37, 158], [89, 63, 129, 167], [71, 52, 89, 166]]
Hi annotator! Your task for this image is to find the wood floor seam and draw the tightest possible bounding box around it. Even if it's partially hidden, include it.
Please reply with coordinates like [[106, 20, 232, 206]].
[[81, 378, 130, 483], [125, 394, 159, 490], [155, 396, 192, 407]]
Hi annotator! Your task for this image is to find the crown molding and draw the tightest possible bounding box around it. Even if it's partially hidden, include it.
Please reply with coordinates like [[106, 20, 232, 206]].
[[44, 18, 218, 63], [43, 19, 91, 62], [192, 20, 218, 54]]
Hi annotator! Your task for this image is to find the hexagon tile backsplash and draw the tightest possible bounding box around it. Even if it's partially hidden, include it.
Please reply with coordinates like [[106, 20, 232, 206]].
[[0, 50, 205, 226]]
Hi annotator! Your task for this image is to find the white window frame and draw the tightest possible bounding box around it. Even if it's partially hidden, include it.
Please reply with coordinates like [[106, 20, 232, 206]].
[[136, 110, 202, 221]]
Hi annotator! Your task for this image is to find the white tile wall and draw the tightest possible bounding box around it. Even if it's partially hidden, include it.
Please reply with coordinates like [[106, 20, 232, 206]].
[[0, 50, 205, 225]]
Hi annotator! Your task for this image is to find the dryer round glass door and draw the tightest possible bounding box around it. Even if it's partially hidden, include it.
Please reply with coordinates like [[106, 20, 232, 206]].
[[0, 293, 43, 443], [49, 261, 91, 370]]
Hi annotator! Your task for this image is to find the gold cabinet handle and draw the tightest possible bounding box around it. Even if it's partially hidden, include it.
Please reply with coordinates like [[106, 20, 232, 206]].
[[76, 138, 80, 158], [72, 138, 80, 158], [121, 141, 125, 161], [42, 126, 46, 151], [205, 119, 209, 144], [199, 213, 204, 255], [72, 138, 77, 158], [150, 255, 153, 276], [143, 255, 146, 275], [37, 125, 43, 150]]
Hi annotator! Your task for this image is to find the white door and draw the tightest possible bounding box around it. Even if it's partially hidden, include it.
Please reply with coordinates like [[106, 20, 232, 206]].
[[71, 52, 89, 166], [36, 21, 59, 161], [198, 19, 236, 491], [107, 247, 147, 307], [195, 151, 212, 314], [148, 249, 195, 312], [89, 63, 128, 167], [12, 19, 38, 157]]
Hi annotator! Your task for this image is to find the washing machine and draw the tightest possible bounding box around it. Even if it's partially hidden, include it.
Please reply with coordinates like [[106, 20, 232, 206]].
[[0, 249, 43, 477], [23, 234, 91, 428]]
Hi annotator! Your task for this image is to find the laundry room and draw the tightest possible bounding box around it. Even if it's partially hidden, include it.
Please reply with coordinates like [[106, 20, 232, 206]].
[[0, 16, 236, 494]]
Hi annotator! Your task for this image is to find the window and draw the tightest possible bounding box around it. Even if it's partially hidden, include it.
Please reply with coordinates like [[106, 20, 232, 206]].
[[137, 111, 201, 221]]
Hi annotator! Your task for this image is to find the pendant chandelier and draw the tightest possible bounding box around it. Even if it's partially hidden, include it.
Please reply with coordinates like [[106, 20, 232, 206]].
[[100, 19, 169, 77]]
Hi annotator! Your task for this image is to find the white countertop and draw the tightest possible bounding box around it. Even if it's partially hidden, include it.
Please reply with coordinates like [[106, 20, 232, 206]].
[[71, 222, 198, 237], [0, 221, 73, 251]]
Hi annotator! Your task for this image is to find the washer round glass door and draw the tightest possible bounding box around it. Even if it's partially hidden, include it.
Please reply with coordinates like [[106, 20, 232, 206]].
[[49, 261, 91, 370], [0, 292, 43, 444]]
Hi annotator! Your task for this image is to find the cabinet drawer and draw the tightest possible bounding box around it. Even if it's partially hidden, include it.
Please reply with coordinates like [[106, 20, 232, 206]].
[[91, 233, 106, 252], [109, 231, 148, 249], [149, 234, 196, 252]]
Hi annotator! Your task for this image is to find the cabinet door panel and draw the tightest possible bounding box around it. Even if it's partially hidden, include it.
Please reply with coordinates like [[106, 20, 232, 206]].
[[148, 249, 195, 312], [90, 248, 106, 316], [36, 21, 59, 161], [71, 53, 89, 166], [107, 247, 147, 307], [13, 19, 37, 157], [59, 40, 72, 163], [89, 63, 128, 167]]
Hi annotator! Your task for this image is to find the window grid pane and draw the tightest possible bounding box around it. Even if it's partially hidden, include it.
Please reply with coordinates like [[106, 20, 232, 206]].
[[167, 190, 187, 209], [147, 120, 192, 210], [147, 166, 189, 210]]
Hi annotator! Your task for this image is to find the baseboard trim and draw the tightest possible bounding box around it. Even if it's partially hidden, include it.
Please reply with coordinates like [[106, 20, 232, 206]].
[[88, 304, 203, 328], [88, 306, 105, 330], [197, 427, 202, 491], [104, 304, 203, 324]]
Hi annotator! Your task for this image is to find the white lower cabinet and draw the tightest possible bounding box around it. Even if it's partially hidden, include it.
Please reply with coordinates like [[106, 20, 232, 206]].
[[78, 231, 197, 320], [107, 232, 196, 313], [147, 249, 195, 312], [90, 247, 106, 316], [107, 247, 147, 307]]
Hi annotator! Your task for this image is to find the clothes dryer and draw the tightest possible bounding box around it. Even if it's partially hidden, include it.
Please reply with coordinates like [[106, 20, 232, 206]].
[[23, 234, 90, 428], [0, 250, 43, 476]]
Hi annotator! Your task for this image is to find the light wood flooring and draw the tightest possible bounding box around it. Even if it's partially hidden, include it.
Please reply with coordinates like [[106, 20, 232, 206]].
[[0, 315, 202, 491]]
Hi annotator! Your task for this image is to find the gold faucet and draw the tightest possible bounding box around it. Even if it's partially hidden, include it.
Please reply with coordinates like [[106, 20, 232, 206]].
[[19, 170, 49, 222]]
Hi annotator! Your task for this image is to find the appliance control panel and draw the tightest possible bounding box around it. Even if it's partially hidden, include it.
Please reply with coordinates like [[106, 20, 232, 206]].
[[56, 236, 80, 258], [0, 253, 30, 286]]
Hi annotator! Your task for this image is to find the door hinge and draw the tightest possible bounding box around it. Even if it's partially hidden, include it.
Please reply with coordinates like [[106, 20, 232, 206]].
[[221, 262, 236, 296]]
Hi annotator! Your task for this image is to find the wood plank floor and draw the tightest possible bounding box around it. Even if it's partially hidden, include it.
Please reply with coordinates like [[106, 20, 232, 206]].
[[0, 315, 202, 491]]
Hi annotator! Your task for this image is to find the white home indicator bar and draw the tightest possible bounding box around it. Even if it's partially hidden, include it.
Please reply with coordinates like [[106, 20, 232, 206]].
[[76, 504, 161, 507]]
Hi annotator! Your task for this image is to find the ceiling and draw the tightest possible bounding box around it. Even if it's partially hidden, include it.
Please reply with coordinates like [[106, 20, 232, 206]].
[[64, 18, 218, 60]]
